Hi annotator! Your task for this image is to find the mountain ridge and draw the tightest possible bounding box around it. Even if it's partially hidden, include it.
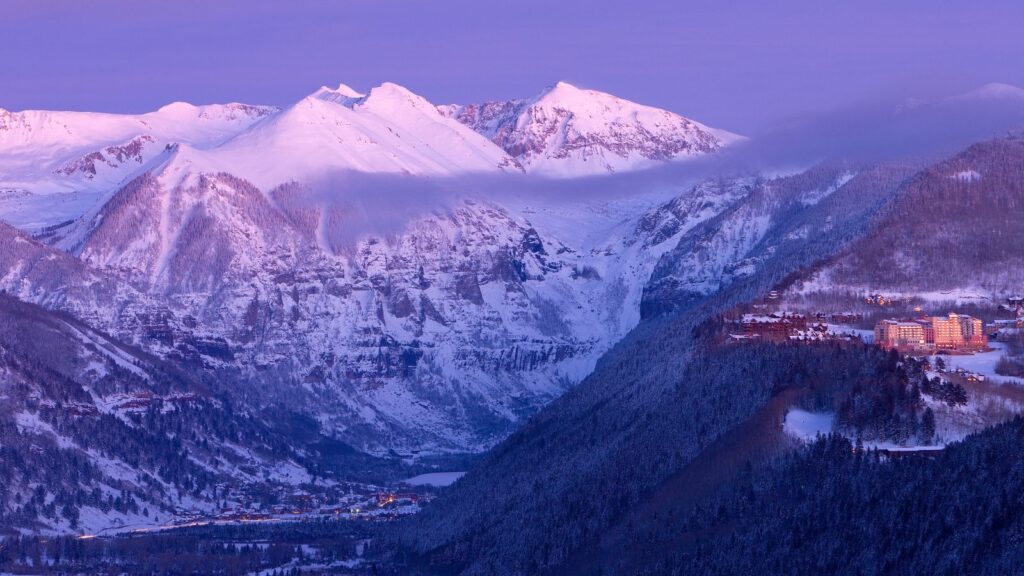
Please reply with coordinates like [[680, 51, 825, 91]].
[[441, 81, 742, 176], [1, 81, 736, 232]]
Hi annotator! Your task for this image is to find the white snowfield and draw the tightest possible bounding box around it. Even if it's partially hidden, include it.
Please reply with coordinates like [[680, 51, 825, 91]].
[[402, 472, 466, 487], [938, 343, 1024, 386], [782, 409, 834, 441], [783, 409, 944, 452]]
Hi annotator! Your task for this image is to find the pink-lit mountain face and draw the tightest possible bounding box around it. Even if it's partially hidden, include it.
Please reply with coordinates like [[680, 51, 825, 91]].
[[440, 81, 743, 176], [0, 102, 277, 231], [0, 81, 740, 230]]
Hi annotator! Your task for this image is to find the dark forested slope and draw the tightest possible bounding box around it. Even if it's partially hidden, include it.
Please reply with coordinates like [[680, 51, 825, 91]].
[[812, 137, 1024, 293], [397, 340, 921, 575], [634, 418, 1024, 576]]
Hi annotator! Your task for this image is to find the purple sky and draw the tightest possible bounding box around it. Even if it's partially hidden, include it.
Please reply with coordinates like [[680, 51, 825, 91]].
[[5, 0, 1024, 132]]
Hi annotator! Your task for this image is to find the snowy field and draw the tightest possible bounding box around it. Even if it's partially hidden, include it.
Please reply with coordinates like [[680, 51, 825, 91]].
[[402, 472, 466, 487], [939, 342, 1024, 386], [783, 409, 834, 441], [826, 324, 874, 343], [783, 408, 944, 451]]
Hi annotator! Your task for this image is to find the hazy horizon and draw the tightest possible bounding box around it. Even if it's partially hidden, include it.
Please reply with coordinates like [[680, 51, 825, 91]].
[[5, 0, 1024, 132]]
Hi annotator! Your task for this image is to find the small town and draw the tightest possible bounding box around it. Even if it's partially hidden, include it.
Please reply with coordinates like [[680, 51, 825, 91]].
[[76, 480, 440, 540]]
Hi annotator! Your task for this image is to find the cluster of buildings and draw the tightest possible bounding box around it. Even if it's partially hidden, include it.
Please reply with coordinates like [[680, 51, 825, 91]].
[[376, 491, 420, 507], [874, 313, 988, 352], [737, 312, 869, 342], [1008, 296, 1024, 315], [865, 293, 897, 307], [742, 313, 808, 338], [739, 313, 825, 340], [996, 296, 1024, 329], [182, 483, 434, 527]]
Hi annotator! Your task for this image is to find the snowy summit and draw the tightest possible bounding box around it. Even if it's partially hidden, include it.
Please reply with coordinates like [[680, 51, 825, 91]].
[[442, 81, 743, 176]]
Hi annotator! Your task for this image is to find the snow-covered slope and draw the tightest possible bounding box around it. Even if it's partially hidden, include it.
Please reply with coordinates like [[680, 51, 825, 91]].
[[1, 148, 747, 456], [202, 82, 522, 190], [793, 138, 1024, 298], [955, 82, 1024, 102], [642, 165, 916, 318], [442, 81, 742, 176], [0, 102, 278, 228], [1, 81, 739, 231]]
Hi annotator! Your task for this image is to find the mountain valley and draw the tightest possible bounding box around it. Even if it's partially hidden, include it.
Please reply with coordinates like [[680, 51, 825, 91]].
[[4, 77, 1024, 576]]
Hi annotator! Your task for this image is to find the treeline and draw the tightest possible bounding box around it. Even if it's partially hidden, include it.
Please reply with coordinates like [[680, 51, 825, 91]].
[[831, 353, 965, 445], [623, 417, 1024, 576]]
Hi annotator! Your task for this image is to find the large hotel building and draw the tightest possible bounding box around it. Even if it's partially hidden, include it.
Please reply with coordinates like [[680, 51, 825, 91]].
[[875, 313, 986, 351]]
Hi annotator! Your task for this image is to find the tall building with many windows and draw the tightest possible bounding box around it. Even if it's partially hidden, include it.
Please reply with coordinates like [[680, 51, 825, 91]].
[[875, 312, 987, 351], [929, 314, 964, 348], [875, 320, 927, 349], [956, 314, 986, 348]]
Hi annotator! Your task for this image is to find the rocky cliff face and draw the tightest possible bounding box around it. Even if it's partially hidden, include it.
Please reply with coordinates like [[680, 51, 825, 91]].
[[5, 151, 906, 456], [4, 164, 739, 454], [641, 165, 915, 318]]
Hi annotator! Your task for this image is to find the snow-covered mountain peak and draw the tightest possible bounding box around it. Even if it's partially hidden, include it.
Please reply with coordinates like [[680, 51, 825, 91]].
[[189, 82, 520, 189], [354, 82, 441, 116], [960, 82, 1024, 101], [366, 81, 419, 99], [147, 101, 278, 126], [149, 141, 215, 189], [310, 82, 365, 103], [309, 82, 436, 115], [155, 101, 197, 115], [329, 82, 365, 98], [531, 81, 600, 107], [533, 80, 577, 98], [444, 82, 742, 177]]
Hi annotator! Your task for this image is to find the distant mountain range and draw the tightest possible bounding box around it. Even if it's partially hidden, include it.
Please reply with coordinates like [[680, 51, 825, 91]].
[[0, 81, 739, 230]]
